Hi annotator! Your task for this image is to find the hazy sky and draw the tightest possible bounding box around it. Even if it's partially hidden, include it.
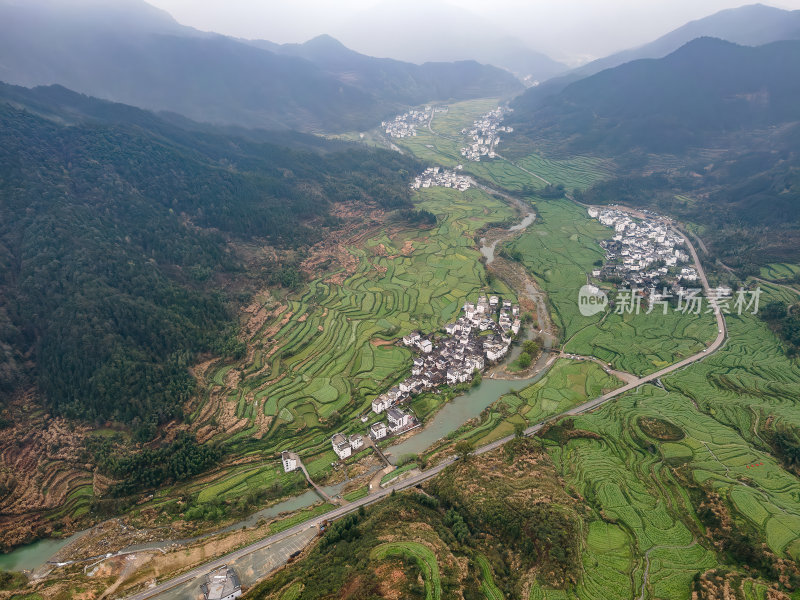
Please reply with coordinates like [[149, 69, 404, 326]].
[[146, 0, 800, 64]]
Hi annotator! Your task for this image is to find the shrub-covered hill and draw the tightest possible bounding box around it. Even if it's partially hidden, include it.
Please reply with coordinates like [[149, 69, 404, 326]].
[[0, 83, 418, 438], [246, 438, 584, 599]]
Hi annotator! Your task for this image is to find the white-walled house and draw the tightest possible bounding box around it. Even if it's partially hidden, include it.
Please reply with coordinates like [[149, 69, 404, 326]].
[[349, 434, 364, 450], [387, 407, 412, 430], [369, 421, 387, 440], [331, 433, 352, 459], [372, 394, 391, 414], [281, 451, 297, 473]]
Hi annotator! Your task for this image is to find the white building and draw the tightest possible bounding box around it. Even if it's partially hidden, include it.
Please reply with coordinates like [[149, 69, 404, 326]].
[[419, 339, 433, 353], [387, 407, 412, 431], [331, 433, 352, 460], [280, 451, 297, 473], [369, 421, 387, 441], [372, 394, 391, 414], [402, 332, 421, 347], [349, 434, 364, 451]]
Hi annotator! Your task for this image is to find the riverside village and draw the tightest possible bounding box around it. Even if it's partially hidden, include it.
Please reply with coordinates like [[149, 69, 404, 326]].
[[281, 295, 520, 471]]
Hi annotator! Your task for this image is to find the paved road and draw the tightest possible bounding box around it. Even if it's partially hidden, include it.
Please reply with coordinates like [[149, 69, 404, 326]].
[[124, 208, 725, 600]]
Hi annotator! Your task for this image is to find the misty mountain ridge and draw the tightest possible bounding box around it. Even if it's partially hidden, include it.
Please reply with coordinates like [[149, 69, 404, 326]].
[[0, 0, 522, 132], [332, 0, 569, 82], [528, 3, 800, 100], [510, 36, 800, 154]]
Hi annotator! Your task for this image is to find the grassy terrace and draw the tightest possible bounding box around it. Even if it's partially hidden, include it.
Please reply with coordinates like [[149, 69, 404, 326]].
[[192, 186, 517, 479]]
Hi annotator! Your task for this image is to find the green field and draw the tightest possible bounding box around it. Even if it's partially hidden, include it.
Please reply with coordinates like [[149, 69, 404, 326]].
[[475, 554, 504, 600], [371, 542, 442, 600], [393, 99, 615, 195], [507, 199, 716, 375], [443, 359, 622, 452], [759, 262, 800, 281]]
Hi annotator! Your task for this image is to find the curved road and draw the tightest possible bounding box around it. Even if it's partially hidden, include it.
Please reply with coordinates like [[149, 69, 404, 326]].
[[124, 217, 725, 600]]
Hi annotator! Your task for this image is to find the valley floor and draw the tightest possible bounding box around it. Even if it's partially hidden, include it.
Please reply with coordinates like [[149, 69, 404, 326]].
[[7, 98, 800, 600]]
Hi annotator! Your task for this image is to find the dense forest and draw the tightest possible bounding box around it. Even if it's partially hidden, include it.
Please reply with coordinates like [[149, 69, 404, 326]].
[[0, 86, 418, 439]]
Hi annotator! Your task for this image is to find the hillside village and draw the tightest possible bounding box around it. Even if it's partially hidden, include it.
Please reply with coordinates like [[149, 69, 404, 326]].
[[588, 207, 697, 288], [367, 294, 519, 426], [460, 105, 512, 161], [411, 166, 472, 191], [280, 295, 522, 470]]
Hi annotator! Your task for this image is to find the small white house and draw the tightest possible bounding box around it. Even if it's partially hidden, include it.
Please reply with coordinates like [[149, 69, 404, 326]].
[[281, 451, 297, 473], [402, 332, 421, 347], [369, 421, 387, 441], [419, 339, 433, 353], [372, 394, 391, 414], [331, 433, 352, 460], [387, 407, 412, 430], [349, 434, 364, 450]]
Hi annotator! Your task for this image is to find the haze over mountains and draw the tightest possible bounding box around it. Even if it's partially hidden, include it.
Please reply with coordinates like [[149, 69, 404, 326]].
[[527, 3, 800, 100], [0, 0, 522, 132]]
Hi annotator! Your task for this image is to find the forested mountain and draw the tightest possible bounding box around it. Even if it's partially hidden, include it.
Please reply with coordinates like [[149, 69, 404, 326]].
[[0, 82, 418, 438], [511, 38, 800, 154], [528, 4, 800, 101], [0, 0, 522, 132], [508, 38, 800, 266]]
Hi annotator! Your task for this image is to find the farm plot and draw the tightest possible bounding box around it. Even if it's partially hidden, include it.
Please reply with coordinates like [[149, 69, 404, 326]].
[[370, 542, 442, 600], [201, 186, 516, 463], [759, 262, 800, 281], [475, 554, 503, 600], [545, 315, 800, 598], [516, 154, 614, 191]]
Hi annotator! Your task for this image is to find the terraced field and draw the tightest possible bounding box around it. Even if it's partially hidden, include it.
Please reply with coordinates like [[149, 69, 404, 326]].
[[191, 186, 517, 482], [371, 541, 442, 600], [475, 554, 503, 600], [760, 262, 800, 281], [516, 154, 615, 191]]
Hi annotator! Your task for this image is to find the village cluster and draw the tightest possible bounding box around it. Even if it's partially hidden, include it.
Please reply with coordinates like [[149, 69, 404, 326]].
[[460, 106, 512, 161], [383, 105, 447, 138], [280, 295, 523, 470], [411, 166, 472, 191], [588, 207, 697, 288], [370, 293, 520, 417]]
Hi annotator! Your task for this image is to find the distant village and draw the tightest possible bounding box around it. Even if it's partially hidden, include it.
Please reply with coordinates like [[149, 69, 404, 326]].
[[460, 106, 512, 161], [411, 166, 472, 191], [383, 105, 448, 139], [281, 295, 521, 471], [588, 207, 698, 288]]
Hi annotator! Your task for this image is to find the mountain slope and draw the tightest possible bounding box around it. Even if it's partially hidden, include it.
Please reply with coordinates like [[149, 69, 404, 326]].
[[0, 81, 417, 435], [508, 38, 800, 266], [0, 0, 522, 132], [530, 4, 800, 100], [510, 38, 800, 154], [249, 34, 525, 106]]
